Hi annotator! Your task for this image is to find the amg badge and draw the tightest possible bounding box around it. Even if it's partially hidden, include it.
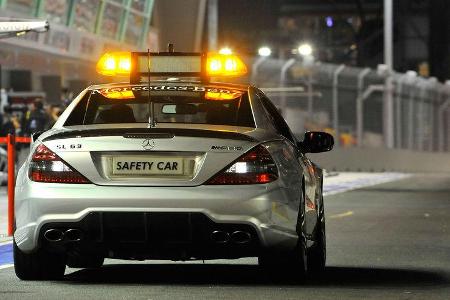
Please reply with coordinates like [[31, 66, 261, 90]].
[[210, 145, 243, 151]]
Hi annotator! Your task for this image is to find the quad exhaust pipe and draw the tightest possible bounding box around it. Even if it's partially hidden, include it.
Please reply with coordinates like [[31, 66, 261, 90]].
[[211, 230, 251, 244], [44, 228, 83, 242], [64, 229, 83, 242], [230, 231, 251, 244], [211, 230, 230, 243], [44, 229, 64, 242], [44, 227, 250, 244]]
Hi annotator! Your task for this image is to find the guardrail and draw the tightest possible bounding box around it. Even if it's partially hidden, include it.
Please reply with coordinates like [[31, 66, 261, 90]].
[[309, 147, 450, 173], [0, 135, 31, 236], [250, 57, 450, 152]]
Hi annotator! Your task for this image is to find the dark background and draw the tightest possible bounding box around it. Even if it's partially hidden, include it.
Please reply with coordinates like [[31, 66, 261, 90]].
[[213, 0, 450, 81]]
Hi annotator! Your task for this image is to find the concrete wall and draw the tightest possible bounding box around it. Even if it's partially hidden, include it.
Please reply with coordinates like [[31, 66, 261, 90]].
[[308, 147, 450, 173]]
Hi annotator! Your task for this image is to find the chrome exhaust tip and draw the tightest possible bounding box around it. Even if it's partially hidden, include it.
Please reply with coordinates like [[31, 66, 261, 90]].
[[211, 230, 230, 244], [231, 231, 251, 244], [64, 229, 83, 242], [44, 229, 64, 242]]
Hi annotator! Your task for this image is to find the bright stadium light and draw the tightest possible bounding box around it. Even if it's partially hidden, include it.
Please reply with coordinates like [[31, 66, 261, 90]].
[[298, 43, 313, 57], [218, 47, 232, 55], [258, 46, 271, 57]]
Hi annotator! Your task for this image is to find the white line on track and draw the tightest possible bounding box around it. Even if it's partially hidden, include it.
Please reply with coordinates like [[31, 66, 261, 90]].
[[0, 264, 13, 270], [323, 172, 411, 196]]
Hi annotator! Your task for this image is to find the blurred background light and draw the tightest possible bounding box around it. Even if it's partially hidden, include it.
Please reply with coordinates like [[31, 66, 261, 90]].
[[219, 47, 232, 55], [298, 43, 313, 56], [326, 16, 334, 27], [258, 46, 271, 57]]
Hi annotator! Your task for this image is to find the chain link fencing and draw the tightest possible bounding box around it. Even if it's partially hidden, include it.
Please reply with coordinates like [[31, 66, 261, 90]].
[[249, 57, 450, 152]]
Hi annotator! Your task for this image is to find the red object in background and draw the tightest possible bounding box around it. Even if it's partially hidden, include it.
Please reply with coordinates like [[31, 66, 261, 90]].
[[7, 134, 15, 236], [0, 135, 31, 236], [7, 92, 45, 106]]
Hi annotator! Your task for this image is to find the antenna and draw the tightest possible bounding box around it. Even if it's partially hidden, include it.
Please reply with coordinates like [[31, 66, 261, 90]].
[[147, 49, 156, 128]]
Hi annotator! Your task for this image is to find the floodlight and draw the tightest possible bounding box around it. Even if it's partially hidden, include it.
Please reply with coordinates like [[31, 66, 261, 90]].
[[258, 47, 271, 57], [298, 43, 313, 56]]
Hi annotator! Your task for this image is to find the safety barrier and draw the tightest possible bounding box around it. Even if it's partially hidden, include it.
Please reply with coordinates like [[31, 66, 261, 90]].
[[0, 134, 31, 236], [309, 147, 450, 173], [250, 56, 450, 152]]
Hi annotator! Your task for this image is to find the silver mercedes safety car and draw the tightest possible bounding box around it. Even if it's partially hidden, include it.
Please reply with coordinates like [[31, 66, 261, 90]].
[[13, 51, 333, 280]]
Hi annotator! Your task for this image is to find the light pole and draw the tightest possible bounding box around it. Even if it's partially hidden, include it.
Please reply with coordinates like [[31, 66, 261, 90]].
[[384, 0, 393, 71], [384, 0, 394, 148]]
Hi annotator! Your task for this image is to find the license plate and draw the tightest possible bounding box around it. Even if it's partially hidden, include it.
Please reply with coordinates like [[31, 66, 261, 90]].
[[112, 156, 184, 175]]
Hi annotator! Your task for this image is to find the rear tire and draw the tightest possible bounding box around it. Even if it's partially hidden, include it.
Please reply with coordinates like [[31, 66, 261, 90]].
[[14, 239, 66, 280], [307, 215, 326, 274], [258, 237, 307, 279]]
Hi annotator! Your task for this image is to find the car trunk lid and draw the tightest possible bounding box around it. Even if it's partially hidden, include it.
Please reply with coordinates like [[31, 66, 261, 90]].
[[41, 125, 266, 186]]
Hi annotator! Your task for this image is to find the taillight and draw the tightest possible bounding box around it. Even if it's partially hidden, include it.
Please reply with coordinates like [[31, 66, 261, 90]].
[[206, 145, 278, 185], [29, 144, 90, 184]]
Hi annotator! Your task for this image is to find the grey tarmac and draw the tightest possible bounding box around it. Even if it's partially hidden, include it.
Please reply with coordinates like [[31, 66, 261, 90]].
[[0, 174, 449, 300]]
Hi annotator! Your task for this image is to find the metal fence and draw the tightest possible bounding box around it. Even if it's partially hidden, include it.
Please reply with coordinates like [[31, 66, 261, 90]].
[[250, 57, 450, 152]]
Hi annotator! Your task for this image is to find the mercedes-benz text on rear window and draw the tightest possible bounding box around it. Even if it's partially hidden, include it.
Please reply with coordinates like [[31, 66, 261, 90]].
[[64, 85, 255, 127]]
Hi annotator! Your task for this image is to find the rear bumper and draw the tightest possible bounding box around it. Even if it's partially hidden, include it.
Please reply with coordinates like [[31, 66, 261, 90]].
[[14, 182, 299, 256], [38, 212, 261, 260]]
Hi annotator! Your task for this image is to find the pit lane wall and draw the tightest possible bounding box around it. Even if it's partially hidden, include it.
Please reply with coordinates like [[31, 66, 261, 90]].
[[308, 147, 450, 173]]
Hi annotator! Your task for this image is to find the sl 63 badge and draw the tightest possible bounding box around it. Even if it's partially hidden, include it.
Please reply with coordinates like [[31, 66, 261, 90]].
[[56, 144, 82, 150]]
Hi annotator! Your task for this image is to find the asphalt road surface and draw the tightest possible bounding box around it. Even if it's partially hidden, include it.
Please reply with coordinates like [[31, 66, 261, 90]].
[[0, 174, 449, 299]]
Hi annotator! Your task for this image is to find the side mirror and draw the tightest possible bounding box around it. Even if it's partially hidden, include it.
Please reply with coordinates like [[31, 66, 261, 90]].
[[299, 131, 334, 153]]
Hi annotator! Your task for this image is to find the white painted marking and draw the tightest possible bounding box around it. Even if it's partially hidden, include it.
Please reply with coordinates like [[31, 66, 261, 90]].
[[0, 264, 13, 270], [324, 172, 411, 196]]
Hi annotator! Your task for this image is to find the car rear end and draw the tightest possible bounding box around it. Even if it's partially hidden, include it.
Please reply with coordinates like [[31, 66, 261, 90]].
[[14, 83, 301, 263]]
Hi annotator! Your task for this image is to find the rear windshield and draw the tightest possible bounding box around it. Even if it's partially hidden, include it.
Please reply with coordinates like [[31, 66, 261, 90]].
[[64, 85, 255, 127]]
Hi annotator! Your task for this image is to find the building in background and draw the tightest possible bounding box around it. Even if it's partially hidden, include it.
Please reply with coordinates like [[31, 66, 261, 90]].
[[217, 0, 382, 64], [0, 0, 156, 103]]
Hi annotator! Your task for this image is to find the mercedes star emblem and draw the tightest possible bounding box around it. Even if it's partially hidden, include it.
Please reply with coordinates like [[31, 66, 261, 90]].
[[142, 138, 155, 150]]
